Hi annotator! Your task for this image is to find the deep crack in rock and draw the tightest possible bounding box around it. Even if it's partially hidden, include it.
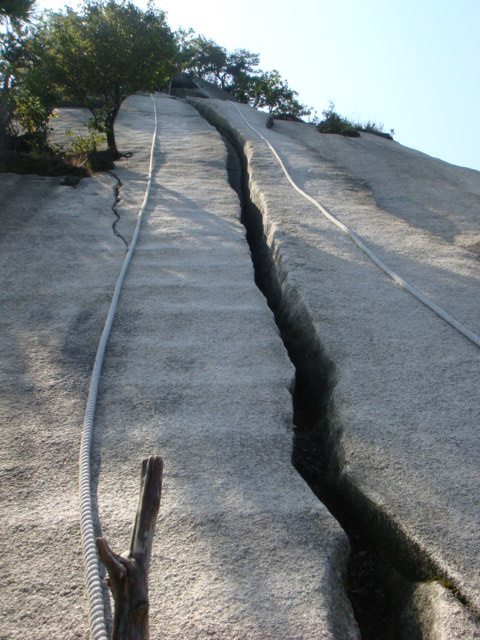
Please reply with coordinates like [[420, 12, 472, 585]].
[[190, 98, 419, 640], [107, 170, 129, 249], [185, 93, 480, 639]]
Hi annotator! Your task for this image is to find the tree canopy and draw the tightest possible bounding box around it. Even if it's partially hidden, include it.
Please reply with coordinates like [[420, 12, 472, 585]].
[[178, 32, 261, 93], [230, 70, 311, 118], [178, 33, 309, 118], [0, 0, 38, 169], [2, 0, 314, 173], [35, 0, 177, 156], [0, 0, 35, 25]]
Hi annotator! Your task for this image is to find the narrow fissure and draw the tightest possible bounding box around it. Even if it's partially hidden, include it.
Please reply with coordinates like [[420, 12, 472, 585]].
[[106, 170, 129, 249], [186, 96, 480, 639], [212, 114, 415, 640]]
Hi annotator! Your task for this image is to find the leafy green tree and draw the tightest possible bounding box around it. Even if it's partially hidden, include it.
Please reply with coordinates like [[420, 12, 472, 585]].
[[235, 70, 311, 119], [0, 0, 37, 169], [177, 33, 306, 118], [178, 31, 308, 119], [36, 0, 177, 157], [223, 49, 260, 92], [0, 0, 35, 25], [179, 34, 228, 87], [179, 32, 260, 93]]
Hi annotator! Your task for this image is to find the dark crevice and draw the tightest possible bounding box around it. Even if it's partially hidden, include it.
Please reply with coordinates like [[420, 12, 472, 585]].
[[187, 97, 480, 639], [241, 150, 393, 640], [106, 170, 129, 249], [190, 100, 423, 639]]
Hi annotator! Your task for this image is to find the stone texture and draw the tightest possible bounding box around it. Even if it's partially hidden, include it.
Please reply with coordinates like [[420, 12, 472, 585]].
[[401, 582, 480, 640], [0, 171, 128, 638], [0, 94, 359, 639], [96, 94, 358, 639], [190, 97, 480, 634]]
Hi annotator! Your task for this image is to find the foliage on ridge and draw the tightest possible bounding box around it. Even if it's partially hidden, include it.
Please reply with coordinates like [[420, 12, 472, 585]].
[[317, 102, 394, 139], [0, 0, 392, 176]]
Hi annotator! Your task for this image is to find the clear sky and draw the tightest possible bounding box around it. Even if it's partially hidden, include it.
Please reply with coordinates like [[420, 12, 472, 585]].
[[35, 0, 480, 171]]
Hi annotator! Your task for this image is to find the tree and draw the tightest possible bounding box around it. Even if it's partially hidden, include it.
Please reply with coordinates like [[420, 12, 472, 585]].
[[179, 34, 228, 87], [223, 49, 260, 95], [36, 0, 177, 157], [179, 32, 260, 92], [178, 33, 307, 119], [0, 0, 37, 169], [234, 70, 311, 119], [0, 0, 35, 25], [225, 49, 260, 80]]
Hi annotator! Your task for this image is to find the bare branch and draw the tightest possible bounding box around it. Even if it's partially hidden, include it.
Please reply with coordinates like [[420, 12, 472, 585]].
[[96, 455, 163, 639]]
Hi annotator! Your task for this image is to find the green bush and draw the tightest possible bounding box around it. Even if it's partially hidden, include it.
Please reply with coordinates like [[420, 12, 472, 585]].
[[317, 104, 359, 137], [64, 127, 113, 172], [14, 90, 53, 139], [317, 103, 394, 139], [65, 128, 106, 154], [356, 120, 394, 139]]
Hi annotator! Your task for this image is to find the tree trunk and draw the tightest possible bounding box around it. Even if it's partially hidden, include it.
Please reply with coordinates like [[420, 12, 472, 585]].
[[96, 456, 163, 639], [0, 74, 12, 172], [105, 104, 121, 159], [0, 114, 7, 173]]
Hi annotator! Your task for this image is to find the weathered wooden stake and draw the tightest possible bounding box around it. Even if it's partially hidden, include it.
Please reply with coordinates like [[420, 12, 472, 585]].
[[96, 455, 163, 640]]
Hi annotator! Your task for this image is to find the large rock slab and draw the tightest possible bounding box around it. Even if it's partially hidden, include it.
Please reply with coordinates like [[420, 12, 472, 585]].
[[95, 94, 358, 639], [0, 96, 158, 638], [0, 173, 130, 637], [190, 98, 480, 633], [0, 94, 359, 638]]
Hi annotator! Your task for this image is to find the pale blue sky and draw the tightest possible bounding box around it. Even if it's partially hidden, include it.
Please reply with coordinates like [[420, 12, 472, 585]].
[[35, 0, 480, 171]]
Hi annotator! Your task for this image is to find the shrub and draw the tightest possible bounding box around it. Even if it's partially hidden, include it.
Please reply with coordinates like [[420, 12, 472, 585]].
[[5, 125, 112, 177], [317, 103, 359, 137], [65, 128, 106, 154], [356, 120, 394, 140], [14, 90, 53, 139], [63, 126, 113, 172], [317, 102, 394, 140]]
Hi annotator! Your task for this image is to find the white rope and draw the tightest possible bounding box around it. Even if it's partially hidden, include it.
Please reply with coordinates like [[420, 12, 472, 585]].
[[228, 101, 480, 349], [79, 94, 159, 640]]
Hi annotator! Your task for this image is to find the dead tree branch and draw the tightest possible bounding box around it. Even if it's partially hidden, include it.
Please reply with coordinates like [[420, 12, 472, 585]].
[[96, 455, 163, 639]]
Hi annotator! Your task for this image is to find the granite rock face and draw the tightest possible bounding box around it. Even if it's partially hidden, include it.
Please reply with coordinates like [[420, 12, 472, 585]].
[[189, 96, 480, 636], [2, 87, 479, 638], [0, 94, 359, 638], [0, 171, 129, 637], [95, 94, 359, 639]]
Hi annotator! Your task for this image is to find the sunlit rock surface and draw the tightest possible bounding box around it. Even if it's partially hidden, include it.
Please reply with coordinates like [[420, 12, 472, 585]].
[[190, 96, 480, 637]]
